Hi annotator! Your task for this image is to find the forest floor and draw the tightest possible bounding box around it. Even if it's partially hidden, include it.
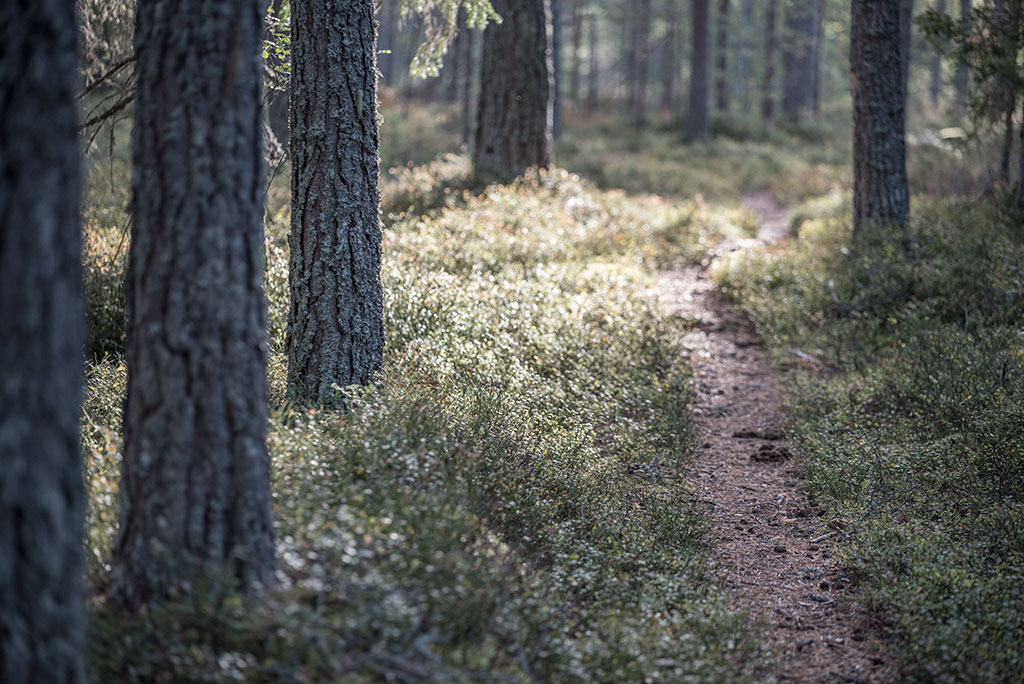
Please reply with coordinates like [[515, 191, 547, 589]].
[[660, 195, 895, 683]]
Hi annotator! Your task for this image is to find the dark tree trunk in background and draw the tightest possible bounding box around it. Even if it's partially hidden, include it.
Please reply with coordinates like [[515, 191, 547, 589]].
[[715, 0, 731, 112], [289, 0, 385, 403], [1017, 104, 1024, 208], [994, 0, 1020, 183], [930, 0, 947, 106], [570, 0, 583, 100], [461, 25, 480, 145], [687, 0, 712, 141], [378, 0, 398, 85], [851, 0, 910, 233], [623, 11, 638, 117], [782, 0, 817, 118], [587, 10, 600, 111], [738, 0, 755, 114], [116, 0, 275, 608], [762, 0, 778, 119], [812, 0, 824, 114], [955, 0, 971, 111], [0, 1, 85, 680], [634, 0, 652, 125], [552, 0, 564, 138], [662, 0, 681, 112], [474, 0, 553, 178], [900, 0, 915, 101]]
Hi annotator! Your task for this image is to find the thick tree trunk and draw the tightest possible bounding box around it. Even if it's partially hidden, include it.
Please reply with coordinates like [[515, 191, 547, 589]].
[[930, 0, 947, 106], [116, 0, 275, 608], [955, 0, 971, 111], [782, 0, 817, 118], [687, 0, 712, 141], [762, 0, 778, 120], [0, 1, 85, 681], [900, 0, 915, 100], [587, 10, 600, 111], [851, 0, 910, 233], [715, 0, 731, 112], [474, 0, 553, 179], [289, 0, 385, 403], [552, 0, 564, 138]]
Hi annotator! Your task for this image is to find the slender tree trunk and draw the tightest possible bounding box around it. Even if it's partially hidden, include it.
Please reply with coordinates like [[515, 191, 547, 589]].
[[900, 0, 915, 101], [587, 10, 600, 111], [267, 0, 290, 151], [686, 0, 712, 141], [662, 0, 681, 112], [378, 0, 398, 85], [738, 0, 754, 115], [762, 0, 778, 120], [930, 0, 947, 106], [474, 0, 553, 178], [995, 0, 1019, 184], [0, 0, 85, 680], [955, 0, 971, 111], [623, 11, 638, 116], [116, 0, 275, 608], [851, 0, 910, 233], [570, 0, 583, 100], [461, 25, 479, 145], [714, 0, 731, 112], [782, 0, 816, 118], [634, 0, 652, 125], [1016, 98, 1024, 208], [812, 0, 824, 114], [552, 0, 564, 138], [289, 0, 385, 404]]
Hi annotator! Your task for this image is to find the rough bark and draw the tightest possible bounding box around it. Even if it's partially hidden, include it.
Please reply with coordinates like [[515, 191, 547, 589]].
[[115, 0, 275, 608], [955, 0, 971, 111], [782, 0, 818, 118], [687, 0, 712, 141], [930, 0, 947, 106], [762, 0, 778, 119], [851, 0, 910, 233], [587, 10, 600, 111], [474, 0, 553, 179], [289, 0, 385, 403], [0, 0, 85, 680], [714, 0, 731, 112]]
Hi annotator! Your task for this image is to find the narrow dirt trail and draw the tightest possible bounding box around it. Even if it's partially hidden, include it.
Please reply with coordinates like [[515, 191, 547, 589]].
[[660, 194, 896, 683]]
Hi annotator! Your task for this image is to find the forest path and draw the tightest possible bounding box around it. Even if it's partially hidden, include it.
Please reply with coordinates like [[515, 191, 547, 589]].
[[658, 195, 895, 683]]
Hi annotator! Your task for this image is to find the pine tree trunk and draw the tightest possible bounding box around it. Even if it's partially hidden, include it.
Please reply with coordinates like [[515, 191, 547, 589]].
[[0, 1, 85, 680], [587, 10, 600, 111], [955, 0, 971, 111], [634, 0, 652, 125], [570, 0, 583, 100], [900, 0, 915, 100], [851, 0, 910, 233], [662, 0, 680, 113], [687, 0, 712, 140], [715, 0, 731, 112], [782, 0, 816, 118], [461, 24, 479, 145], [116, 0, 275, 608], [474, 0, 553, 179], [1016, 100, 1024, 208], [738, 0, 754, 114], [552, 0, 564, 138], [288, 0, 385, 404], [930, 0, 947, 106], [762, 0, 778, 120]]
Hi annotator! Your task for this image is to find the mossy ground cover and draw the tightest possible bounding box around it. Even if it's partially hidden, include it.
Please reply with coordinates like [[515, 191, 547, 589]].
[[717, 201, 1024, 682], [82, 144, 759, 680]]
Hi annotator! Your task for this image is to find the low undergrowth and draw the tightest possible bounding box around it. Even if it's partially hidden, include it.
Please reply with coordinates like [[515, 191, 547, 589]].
[[717, 200, 1024, 682], [84, 167, 757, 682]]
